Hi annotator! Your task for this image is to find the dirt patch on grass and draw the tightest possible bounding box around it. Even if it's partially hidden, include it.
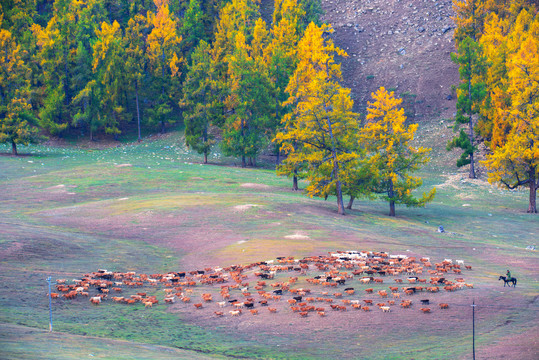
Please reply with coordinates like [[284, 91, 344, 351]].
[[437, 173, 492, 190], [240, 183, 271, 190], [455, 193, 477, 201], [47, 184, 66, 190], [45, 184, 78, 195], [284, 233, 310, 240], [233, 204, 261, 212]]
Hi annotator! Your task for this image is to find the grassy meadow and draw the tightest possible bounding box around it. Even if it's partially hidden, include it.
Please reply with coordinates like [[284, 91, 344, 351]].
[[0, 123, 537, 359]]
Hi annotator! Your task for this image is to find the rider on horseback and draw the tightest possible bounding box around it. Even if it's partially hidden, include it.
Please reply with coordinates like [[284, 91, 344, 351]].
[[499, 271, 517, 287]]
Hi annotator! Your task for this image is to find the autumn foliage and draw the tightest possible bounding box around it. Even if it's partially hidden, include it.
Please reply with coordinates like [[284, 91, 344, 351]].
[[276, 25, 434, 216], [450, 0, 538, 213], [480, 8, 539, 213], [275, 23, 358, 215], [4, 0, 534, 215], [363, 88, 436, 216]]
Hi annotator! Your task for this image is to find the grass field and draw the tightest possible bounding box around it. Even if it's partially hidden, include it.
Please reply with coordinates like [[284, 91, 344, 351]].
[[0, 124, 537, 359]]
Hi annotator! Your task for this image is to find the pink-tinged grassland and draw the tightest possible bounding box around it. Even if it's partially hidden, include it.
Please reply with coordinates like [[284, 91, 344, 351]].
[[0, 127, 537, 359]]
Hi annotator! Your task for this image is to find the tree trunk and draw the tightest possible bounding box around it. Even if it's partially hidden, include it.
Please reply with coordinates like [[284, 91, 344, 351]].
[[346, 196, 355, 210], [335, 179, 345, 215], [203, 124, 208, 164], [160, 49, 166, 135], [11, 141, 17, 155], [293, 168, 298, 191], [326, 113, 344, 215], [332, 153, 345, 215], [135, 82, 141, 142], [468, 113, 475, 179], [469, 151, 475, 178], [467, 46, 475, 179], [472, 1, 477, 42], [275, 70, 281, 166], [388, 178, 396, 216], [64, 49, 71, 105], [528, 168, 537, 213], [112, 110, 119, 141], [240, 114, 246, 167]]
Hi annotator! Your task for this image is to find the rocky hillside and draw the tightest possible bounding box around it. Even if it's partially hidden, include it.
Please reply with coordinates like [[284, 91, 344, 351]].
[[321, 0, 459, 120], [261, 0, 456, 122]]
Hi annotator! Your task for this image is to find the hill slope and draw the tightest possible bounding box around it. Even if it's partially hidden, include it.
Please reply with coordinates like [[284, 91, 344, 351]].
[[267, 0, 459, 119], [322, 0, 459, 118]]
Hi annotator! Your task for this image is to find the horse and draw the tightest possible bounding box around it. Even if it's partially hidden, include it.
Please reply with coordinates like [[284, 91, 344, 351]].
[[498, 276, 517, 287]]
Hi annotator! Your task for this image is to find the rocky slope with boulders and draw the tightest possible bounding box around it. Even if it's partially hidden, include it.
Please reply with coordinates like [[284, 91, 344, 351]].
[[320, 0, 459, 120]]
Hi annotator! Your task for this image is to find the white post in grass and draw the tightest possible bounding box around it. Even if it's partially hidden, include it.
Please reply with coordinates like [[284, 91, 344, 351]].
[[472, 299, 476, 360], [47, 277, 53, 332]]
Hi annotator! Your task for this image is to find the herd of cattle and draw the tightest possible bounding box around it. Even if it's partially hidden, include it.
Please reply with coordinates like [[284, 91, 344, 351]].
[[50, 250, 473, 318]]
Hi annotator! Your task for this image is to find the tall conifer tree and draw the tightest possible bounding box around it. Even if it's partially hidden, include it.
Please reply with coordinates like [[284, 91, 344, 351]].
[[276, 23, 360, 215], [363, 88, 436, 216]]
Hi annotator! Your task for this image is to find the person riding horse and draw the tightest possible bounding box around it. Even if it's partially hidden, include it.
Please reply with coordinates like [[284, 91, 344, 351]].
[[499, 270, 517, 287]]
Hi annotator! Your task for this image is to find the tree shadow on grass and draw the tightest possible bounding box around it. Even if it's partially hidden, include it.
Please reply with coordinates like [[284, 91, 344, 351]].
[[0, 151, 64, 158]]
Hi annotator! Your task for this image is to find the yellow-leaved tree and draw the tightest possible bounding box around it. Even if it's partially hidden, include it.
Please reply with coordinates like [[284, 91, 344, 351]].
[[268, 0, 304, 182], [275, 23, 362, 215], [482, 9, 538, 213], [211, 0, 260, 78], [146, 0, 183, 133], [362, 87, 436, 216], [452, 0, 486, 44]]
